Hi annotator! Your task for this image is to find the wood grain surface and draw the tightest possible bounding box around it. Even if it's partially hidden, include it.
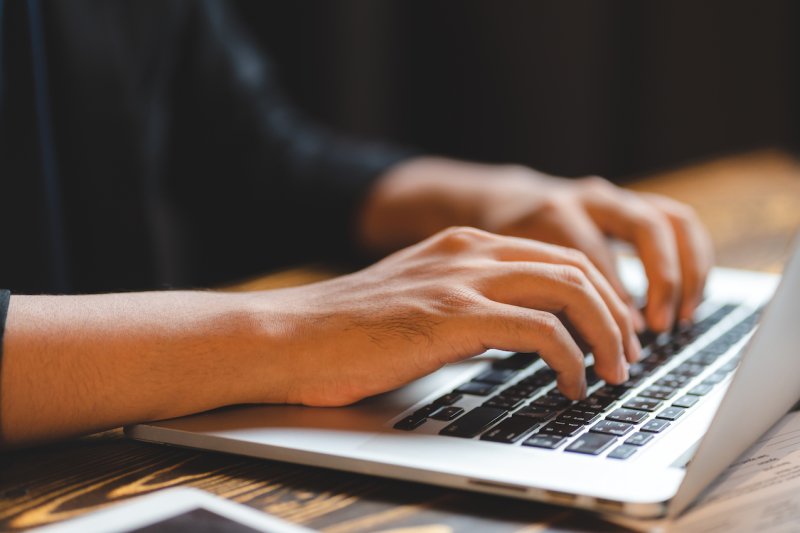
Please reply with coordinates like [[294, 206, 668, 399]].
[[2, 150, 799, 532]]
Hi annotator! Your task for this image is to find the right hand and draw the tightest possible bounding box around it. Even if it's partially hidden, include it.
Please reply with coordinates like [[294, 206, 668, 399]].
[[252, 227, 641, 406]]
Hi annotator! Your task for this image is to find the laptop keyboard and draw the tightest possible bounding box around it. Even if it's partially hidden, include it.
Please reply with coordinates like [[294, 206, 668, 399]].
[[393, 303, 762, 459]]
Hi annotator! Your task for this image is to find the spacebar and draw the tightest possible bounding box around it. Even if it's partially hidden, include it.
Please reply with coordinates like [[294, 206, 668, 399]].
[[440, 407, 507, 438]]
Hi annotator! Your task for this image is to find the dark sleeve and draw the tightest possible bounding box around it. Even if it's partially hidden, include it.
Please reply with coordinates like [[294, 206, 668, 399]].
[[166, 0, 416, 281], [0, 290, 10, 443]]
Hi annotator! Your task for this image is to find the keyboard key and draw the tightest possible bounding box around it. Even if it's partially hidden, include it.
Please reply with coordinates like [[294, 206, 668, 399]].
[[483, 396, 525, 410], [608, 444, 639, 460], [688, 384, 713, 396], [566, 433, 617, 455], [558, 409, 601, 425], [657, 407, 685, 421], [641, 419, 670, 433], [673, 363, 706, 378], [606, 408, 648, 424], [493, 352, 539, 370], [480, 416, 540, 443], [455, 381, 499, 396], [655, 374, 691, 389], [516, 405, 557, 421], [640, 385, 677, 401], [593, 385, 632, 400], [585, 365, 601, 386], [474, 368, 518, 385], [433, 393, 463, 406], [702, 372, 728, 385], [440, 407, 507, 438], [687, 351, 720, 366], [590, 420, 634, 436], [431, 406, 464, 421], [531, 394, 572, 409], [623, 397, 663, 412], [576, 395, 616, 412], [718, 360, 739, 374], [394, 415, 427, 431], [539, 420, 584, 437], [502, 384, 541, 399], [522, 434, 567, 450], [521, 368, 556, 387], [412, 404, 441, 418], [672, 395, 700, 409], [625, 432, 654, 446]]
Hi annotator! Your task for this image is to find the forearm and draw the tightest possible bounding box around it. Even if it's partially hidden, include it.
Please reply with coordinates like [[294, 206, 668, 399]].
[[0, 291, 288, 447]]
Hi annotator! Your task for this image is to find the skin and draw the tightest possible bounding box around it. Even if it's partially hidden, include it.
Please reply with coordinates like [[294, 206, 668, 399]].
[[0, 157, 712, 447]]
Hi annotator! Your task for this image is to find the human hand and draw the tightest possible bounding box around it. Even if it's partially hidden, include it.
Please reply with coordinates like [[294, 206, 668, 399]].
[[360, 158, 713, 333], [474, 169, 713, 332], [256, 227, 640, 406]]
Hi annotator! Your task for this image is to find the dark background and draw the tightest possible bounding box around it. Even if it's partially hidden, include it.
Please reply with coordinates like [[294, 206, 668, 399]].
[[233, 0, 799, 181]]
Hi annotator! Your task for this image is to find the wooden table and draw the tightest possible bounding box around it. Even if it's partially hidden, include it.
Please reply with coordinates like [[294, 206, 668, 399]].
[[2, 150, 799, 532]]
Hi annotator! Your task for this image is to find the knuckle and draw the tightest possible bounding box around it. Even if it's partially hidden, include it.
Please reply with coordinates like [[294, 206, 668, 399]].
[[554, 264, 589, 289], [436, 226, 489, 252], [581, 175, 613, 191], [535, 312, 564, 337]]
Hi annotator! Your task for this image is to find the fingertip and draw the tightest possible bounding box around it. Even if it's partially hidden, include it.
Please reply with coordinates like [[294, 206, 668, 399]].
[[626, 331, 642, 362]]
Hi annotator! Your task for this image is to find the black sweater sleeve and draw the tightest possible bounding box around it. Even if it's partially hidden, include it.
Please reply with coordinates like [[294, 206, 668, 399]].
[[166, 0, 415, 282]]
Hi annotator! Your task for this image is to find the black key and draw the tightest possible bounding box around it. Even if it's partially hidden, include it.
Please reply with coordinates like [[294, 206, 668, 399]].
[[702, 372, 728, 385], [695, 304, 737, 334], [531, 395, 572, 409], [672, 395, 700, 409], [455, 381, 499, 396], [480, 416, 540, 443], [516, 405, 557, 422], [585, 365, 601, 386], [687, 351, 720, 366], [539, 420, 584, 437], [637, 329, 659, 348], [483, 397, 525, 410], [625, 432, 654, 446], [394, 415, 426, 431], [431, 406, 464, 421], [558, 409, 601, 425], [688, 383, 713, 396], [566, 433, 617, 455], [412, 404, 441, 418], [641, 419, 670, 433], [623, 397, 663, 412], [657, 407, 685, 421], [655, 374, 691, 389], [474, 368, 518, 385], [522, 434, 567, 450], [576, 395, 616, 412], [718, 360, 739, 374], [503, 384, 540, 399], [522, 368, 556, 387], [640, 385, 677, 401], [493, 352, 539, 370], [593, 385, 632, 400], [627, 362, 648, 379], [608, 444, 639, 460], [440, 407, 507, 438], [606, 408, 648, 424], [590, 420, 634, 436], [673, 363, 706, 378], [433, 393, 463, 406]]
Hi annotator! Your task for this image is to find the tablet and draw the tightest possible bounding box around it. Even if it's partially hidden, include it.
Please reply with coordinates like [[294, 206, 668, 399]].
[[29, 487, 314, 533]]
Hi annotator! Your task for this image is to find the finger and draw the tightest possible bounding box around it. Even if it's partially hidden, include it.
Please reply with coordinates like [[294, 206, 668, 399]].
[[640, 194, 714, 323], [480, 262, 629, 384], [467, 301, 586, 399], [584, 190, 682, 332], [487, 237, 642, 363], [538, 207, 647, 334]]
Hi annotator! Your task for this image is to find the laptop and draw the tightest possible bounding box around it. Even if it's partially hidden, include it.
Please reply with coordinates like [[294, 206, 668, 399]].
[[126, 237, 800, 519]]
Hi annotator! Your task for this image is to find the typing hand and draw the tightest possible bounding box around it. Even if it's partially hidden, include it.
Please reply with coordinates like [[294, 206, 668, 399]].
[[361, 158, 714, 332], [261, 227, 640, 406]]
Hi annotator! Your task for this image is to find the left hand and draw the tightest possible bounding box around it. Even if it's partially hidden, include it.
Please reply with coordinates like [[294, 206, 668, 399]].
[[359, 158, 714, 332]]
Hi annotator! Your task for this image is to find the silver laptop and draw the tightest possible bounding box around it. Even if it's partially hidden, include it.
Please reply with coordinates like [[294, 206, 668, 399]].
[[126, 237, 800, 519]]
